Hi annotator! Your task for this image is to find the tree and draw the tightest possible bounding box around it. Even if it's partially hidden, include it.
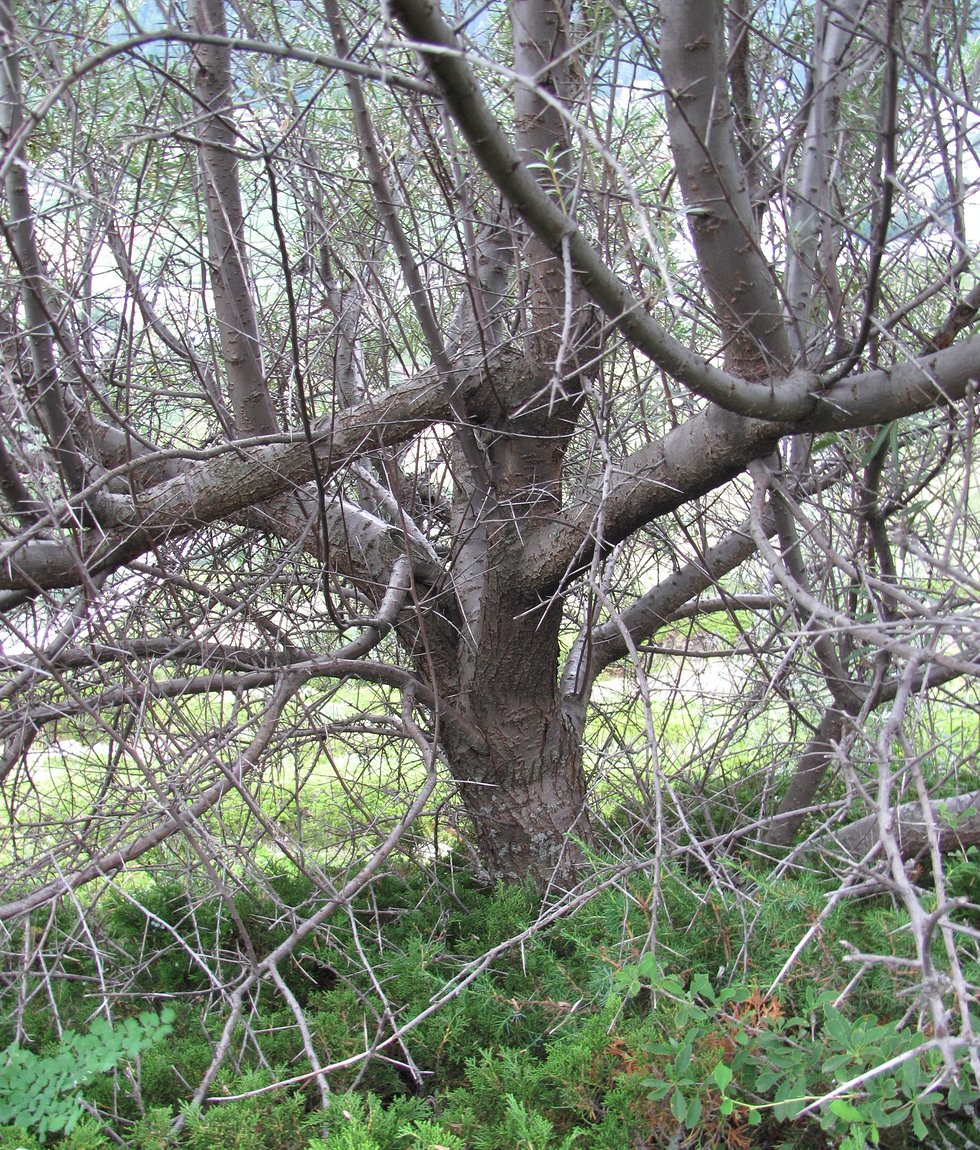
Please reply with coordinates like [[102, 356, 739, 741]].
[[1, 0, 979, 915]]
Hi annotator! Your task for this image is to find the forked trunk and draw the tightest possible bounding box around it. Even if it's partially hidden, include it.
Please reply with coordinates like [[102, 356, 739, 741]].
[[426, 486, 594, 890], [421, 0, 592, 891]]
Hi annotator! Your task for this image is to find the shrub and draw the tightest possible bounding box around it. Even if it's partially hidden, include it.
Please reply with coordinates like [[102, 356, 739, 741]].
[[0, 1009, 173, 1140], [181, 1072, 312, 1150], [618, 953, 980, 1149]]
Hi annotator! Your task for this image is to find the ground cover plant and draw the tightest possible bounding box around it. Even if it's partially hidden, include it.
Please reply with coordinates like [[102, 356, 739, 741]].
[[3, 0, 980, 1142], [1, 854, 979, 1148]]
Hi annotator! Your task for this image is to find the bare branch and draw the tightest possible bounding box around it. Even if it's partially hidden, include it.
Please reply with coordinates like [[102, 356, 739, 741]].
[[0, 0, 85, 492], [660, 0, 791, 378], [189, 0, 278, 437], [390, 0, 814, 419]]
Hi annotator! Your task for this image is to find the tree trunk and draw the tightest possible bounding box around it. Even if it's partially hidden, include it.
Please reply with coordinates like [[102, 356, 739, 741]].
[[431, 463, 594, 890], [764, 708, 845, 848], [444, 700, 590, 890]]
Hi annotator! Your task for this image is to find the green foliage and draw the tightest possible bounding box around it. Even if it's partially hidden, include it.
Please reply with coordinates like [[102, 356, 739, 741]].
[[311, 1093, 450, 1149], [0, 1128, 43, 1150], [135, 1014, 215, 1111], [470, 1094, 583, 1150], [619, 954, 980, 1148], [180, 1072, 312, 1150], [0, 1009, 174, 1139], [946, 845, 980, 922], [58, 1118, 113, 1149], [127, 1106, 174, 1150], [5, 862, 978, 1149], [447, 881, 537, 949]]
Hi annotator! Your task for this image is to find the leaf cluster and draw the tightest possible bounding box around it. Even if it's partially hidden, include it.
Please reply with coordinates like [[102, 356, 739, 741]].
[[0, 1010, 174, 1139]]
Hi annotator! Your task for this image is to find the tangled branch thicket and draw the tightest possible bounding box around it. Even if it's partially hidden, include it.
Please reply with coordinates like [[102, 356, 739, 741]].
[[1, 0, 980, 1136]]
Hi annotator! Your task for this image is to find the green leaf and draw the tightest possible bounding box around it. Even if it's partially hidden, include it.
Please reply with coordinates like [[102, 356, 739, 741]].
[[643, 1079, 671, 1101], [689, 973, 713, 1001], [713, 1062, 733, 1092], [899, 1056, 921, 1094], [756, 1069, 781, 1092], [674, 1043, 693, 1075], [635, 954, 662, 980], [829, 1098, 865, 1123], [0, 1009, 173, 1138], [822, 1053, 851, 1075], [821, 1006, 854, 1048]]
